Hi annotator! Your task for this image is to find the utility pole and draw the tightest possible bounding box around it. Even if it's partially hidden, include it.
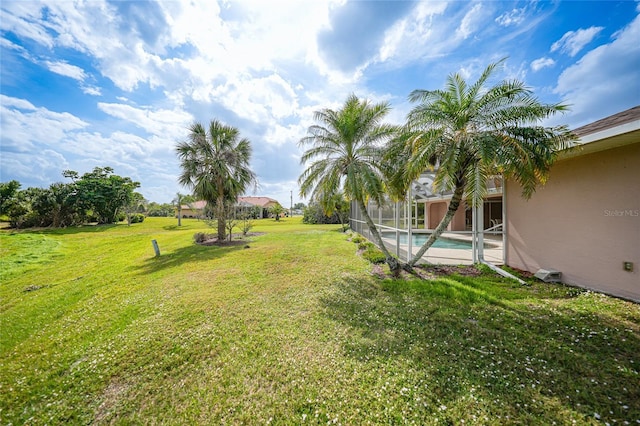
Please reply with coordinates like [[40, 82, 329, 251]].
[[290, 190, 293, 217]]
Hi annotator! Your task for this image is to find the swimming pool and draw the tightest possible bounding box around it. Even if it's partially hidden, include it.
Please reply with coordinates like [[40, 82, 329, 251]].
[[381, 232, 476, 250]]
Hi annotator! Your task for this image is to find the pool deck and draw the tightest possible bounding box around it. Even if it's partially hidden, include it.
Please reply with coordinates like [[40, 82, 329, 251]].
[[381, 232, 504, 266]]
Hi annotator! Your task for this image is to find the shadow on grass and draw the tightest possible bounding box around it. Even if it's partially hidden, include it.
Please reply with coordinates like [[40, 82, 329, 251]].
[[133, 243, 246, 274], [320, 275, 640, 423], [162, 221, 205, 231], [5, 224, 118, 235]]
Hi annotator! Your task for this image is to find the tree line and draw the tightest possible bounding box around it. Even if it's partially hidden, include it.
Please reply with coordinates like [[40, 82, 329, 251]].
[[1, 167, 144, 228]]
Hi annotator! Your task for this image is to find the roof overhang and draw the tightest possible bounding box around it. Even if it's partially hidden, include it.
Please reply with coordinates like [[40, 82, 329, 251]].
[[559, 118, 640, 161]]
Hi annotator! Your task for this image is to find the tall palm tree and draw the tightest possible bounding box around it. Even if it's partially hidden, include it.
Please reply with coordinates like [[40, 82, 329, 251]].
[[298, 94, 401, 275], [172, 192, 185, 226], [394, 59, 576, 267], [176, 120, 257, 241]]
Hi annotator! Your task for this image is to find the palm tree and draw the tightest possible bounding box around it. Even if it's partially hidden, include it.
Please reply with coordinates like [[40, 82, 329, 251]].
[[394, 59, 576, 267], [269, 204, 285, 221], [298, 94, 401, 276], [176, 120, 257, 241], [172, 193, 185, 226]]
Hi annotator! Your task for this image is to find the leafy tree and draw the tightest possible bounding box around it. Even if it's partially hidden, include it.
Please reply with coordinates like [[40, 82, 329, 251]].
[[316, 190, 349, 232], [302, 202, 344, 225], [393, 59, 576, 267], [64, 167, 140, 224], [298, 94, 401, 276], [124, 192, 146, 226], [0, 180, 21, 216], [176, 120, 257, 241], [31, 182, 82, 227], [4, 189, 32, 228], [146, 202, 175, 217], [293, 202, 306, 210]]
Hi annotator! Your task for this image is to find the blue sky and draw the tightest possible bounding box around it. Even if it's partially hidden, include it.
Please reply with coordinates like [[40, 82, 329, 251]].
[[1, 1, 639, 205]]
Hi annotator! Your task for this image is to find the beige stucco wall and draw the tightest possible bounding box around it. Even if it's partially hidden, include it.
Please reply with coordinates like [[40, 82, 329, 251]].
[[505, 142, 640, 301], [425, 200, 468, 231]]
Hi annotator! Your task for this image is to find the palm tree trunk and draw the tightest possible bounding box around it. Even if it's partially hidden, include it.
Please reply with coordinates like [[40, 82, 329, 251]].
[[216, 194, 226, 241], [407, 181, 465, 267], [356, 198, 401, 277], [336, 208, 346, 232]]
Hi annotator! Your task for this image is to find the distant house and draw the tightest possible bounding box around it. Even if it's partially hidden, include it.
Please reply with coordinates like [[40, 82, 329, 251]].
[[237, 196, 282, 218], [505, 106, 640, 301], [177, 197, 282, 219], [178, 200, 207, 218]]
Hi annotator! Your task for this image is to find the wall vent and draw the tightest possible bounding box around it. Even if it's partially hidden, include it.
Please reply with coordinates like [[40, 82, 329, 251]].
[[534, 269, 562, 283]]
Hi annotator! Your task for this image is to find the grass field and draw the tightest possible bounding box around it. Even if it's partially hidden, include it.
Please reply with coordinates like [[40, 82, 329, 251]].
[[1, 217, 638, 425]]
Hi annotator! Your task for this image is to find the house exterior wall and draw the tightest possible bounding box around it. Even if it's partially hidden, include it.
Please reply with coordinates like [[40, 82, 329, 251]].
[[424, 200, 472, 231], [428, 202, 447, 229], [451, 204, 466, 231], [505, 142, 640, 301]]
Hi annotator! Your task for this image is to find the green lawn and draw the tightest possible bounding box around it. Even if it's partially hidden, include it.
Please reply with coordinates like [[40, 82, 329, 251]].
[[1, 217, 638, 425]]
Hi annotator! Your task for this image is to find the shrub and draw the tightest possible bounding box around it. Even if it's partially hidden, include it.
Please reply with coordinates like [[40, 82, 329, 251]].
[[351, 235, 365, 244], [362, 245, 387, 264], [193, 232, 208, 243], [358, 241, 371, 251], [302, 203, 346, 225], [130, 213, 145, 223], [240, 214, 254, 236]]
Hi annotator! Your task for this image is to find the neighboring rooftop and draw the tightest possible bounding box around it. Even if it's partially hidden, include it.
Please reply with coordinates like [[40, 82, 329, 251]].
[[237, 196, 280, 207], [181, 200, 207, 210], [181, 197, 281, 210]]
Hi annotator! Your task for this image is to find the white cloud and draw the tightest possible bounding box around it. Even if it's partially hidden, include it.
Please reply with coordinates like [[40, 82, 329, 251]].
[[530, 57, 555, 72], [97, 102, 193, 143], [0, 37, 26, 52], [495, 8, 526, 27], [456, 3, 484, 40], [264, 122, 307, 147], [552, 15, 640, 125], [551, 26, 604, 57], [0, 95, 89, 152], [81, 85, 102, 96], [45, 60, 86, 81], [213, 73, 300, 123], [0, 3, 55, 48], [0, 149, 70, 185], [377, 2, 450, 64], [0, 95, 186, 201]]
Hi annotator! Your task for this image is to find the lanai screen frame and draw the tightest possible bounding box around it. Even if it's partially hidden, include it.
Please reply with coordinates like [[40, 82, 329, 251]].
[[348, 172, 505, 265]]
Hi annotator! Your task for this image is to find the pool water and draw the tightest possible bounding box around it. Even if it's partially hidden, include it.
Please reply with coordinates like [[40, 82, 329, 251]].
[[382, 232, 474, 250]]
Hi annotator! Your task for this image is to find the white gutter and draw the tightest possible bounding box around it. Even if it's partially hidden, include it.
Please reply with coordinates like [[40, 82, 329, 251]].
[[479, 258, 526, 285]]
